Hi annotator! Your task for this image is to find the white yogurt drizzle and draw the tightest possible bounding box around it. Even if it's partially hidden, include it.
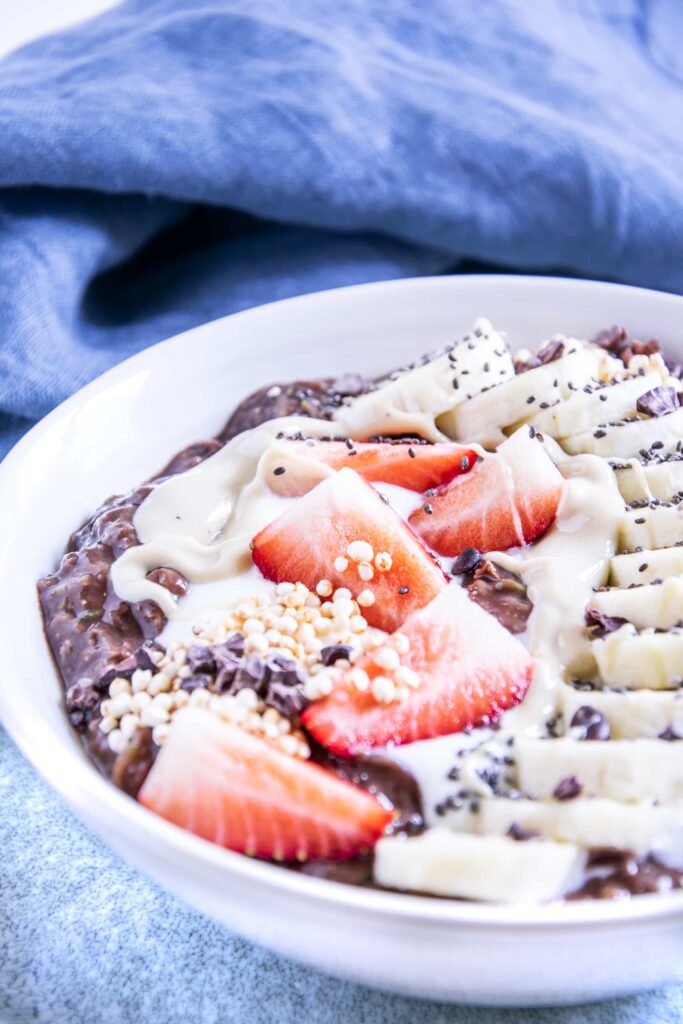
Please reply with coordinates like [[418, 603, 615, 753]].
[[496, 444, 624, 732], [110, 415, 339, 616]]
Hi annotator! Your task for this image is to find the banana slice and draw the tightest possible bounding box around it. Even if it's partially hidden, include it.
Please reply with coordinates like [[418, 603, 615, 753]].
[[443, 795, 683, 856], [619, 505, 683, 552], [609, 547, 683, 586], [515, 737, 683, 802], [592, 624, 683, 689], [437, 343, 611, 448], [374, 828, 585, 902], [336, 318, 513, 442], [529, 372, 662, 441], [591, 578, 683, 630], [559, 681, 683, 739], [563, 408, 683, 459], [613, 456, 683, 503]]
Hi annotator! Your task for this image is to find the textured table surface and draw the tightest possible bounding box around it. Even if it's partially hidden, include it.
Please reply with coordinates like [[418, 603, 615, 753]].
[[1, 726, 682, 1024], [0, 2, 682, 1020]]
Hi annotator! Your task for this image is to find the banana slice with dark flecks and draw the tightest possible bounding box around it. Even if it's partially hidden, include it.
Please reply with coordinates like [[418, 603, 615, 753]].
[[591, 578, 683, 630], [619, 505, 683, 552], [592, 624, 683, 689], [443, 795, 683, 856], [515, 737, 683, 802], [336, 318, 513, 442], [559, 681, 683, 739], [438, 343, 616, 449], [529, 371, 662, 441], [609, 547, 683, 586], [613, 456, 683, 503], [374, 828, 585, 902], [563, 407, 683, 459]]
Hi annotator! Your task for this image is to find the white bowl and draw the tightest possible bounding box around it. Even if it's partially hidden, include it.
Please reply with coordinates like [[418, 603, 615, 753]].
[[1, 275, 683, 1007]]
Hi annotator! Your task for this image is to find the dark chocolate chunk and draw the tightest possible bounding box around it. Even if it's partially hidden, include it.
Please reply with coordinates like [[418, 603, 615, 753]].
[[320, 644, 354, 666], [179, 673, 215, 693], [231, 652, 268, 693], [185, 644, 217, 675]]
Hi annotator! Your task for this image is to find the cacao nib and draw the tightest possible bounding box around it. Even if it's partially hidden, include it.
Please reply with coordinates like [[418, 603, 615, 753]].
[[585, 607, 628, 638], [636, 386, 680, 418], [570, 705, 611, 741], [451, 547, 483, 576], [553, 775, 583, 801], [507, 822, 540, 842]]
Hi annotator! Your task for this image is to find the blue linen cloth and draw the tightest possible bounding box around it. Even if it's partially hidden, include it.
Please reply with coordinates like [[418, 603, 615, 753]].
[[2, 1, 683, 1019]]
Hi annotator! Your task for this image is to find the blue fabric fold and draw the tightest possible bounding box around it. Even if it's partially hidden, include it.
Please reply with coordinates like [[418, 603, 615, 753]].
[[1, 0, 683, 455], [2, 4, 683, 1018]]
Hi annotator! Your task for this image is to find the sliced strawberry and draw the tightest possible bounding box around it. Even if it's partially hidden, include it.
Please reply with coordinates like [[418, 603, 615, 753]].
[[267, 439, 477, 497], [251, 467, 447, 632], [409, 429, 564, 556], [302, 584, 533, 756], [138, 707, 392, 861]]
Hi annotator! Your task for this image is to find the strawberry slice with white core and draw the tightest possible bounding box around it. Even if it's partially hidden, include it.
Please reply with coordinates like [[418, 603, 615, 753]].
[[138, 707, 393, 860], [267, 439, 477, 498], [409, 428, 564, 556], [302, 584, 533, 756], [251, 467, 447, 632]]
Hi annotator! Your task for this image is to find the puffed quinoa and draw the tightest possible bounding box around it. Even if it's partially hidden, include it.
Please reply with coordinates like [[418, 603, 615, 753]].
[[356, 589, 375, 607], [109, 677, 131, 698], [357, 562, 374, 582], [395, 665, 420, 688], [333, 556, 349, 572], [349, 668, 370, 692], [374, 551, 392, 572], [347, 540, 374, 563], [391, 632, 410, 655], [316, 578, 333, 597], [372, 646, 401, 671], [371, 676, 396, 704]]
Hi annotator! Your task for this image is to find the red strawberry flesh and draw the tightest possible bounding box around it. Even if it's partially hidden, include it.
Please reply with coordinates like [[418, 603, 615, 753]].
[[267, 439, 477, 497], [138, 707, 393, 860], [302, 584, 533, 756], [409, 429, 563, 556], [251, 467, 447, 632]]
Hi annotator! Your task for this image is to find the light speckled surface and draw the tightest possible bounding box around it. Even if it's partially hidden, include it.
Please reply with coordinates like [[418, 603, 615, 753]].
[[1, 726, 682, 1023]]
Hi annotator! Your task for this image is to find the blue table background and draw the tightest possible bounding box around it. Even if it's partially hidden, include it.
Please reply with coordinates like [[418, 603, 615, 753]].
[[2, 1, 683, 1019]]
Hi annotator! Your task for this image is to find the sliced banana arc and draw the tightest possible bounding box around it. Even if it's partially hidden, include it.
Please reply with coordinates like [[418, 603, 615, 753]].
[[336, 318, 513, 442], [619, 505, 683, 552], [563, 407, 683, 459], [438, 344, 610, 449], [374, 828, 585, 903], [529, 371, 662, 442], [609, 548, 683, 586], [515, 737, 683, 802], [442, 795, 683, 856], [592, 625, 683, 689], [590, 578, 683, 630], [559, 682, 683, 740], [613, 457, 683, 504]]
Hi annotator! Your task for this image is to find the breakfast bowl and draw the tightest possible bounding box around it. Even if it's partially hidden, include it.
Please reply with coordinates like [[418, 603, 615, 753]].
[[1, 274, 682, 1006]]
